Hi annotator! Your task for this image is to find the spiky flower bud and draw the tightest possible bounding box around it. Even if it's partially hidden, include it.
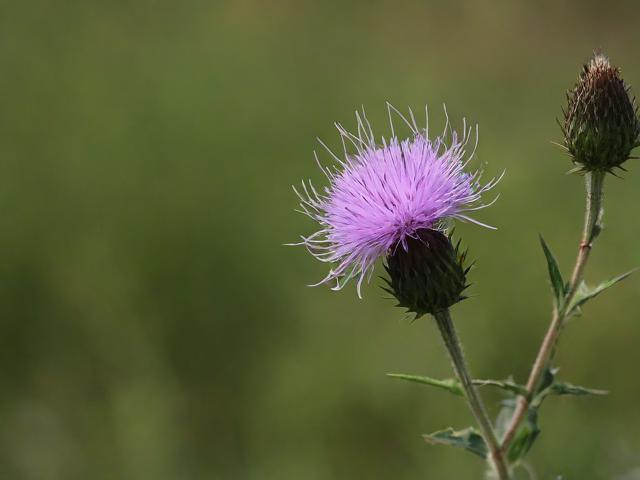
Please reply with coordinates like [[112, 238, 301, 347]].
[[384, 229, 469, 318], [563, 53, 640, 173]]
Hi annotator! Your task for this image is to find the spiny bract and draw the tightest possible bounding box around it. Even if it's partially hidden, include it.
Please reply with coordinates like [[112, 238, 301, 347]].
[[384, 229, 470, 317]]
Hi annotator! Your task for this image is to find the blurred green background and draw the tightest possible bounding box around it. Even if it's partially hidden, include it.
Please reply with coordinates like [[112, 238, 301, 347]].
[[2, 1, 640, 479]]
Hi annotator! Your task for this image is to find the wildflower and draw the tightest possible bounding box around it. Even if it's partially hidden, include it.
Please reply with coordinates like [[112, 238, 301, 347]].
[[562, 52, 640, 173], [293, 104, 499, 299]]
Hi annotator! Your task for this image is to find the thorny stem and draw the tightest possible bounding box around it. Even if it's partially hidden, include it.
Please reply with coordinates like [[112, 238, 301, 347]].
[[434, 309, 511, 480], [500, 171, 605, 455]]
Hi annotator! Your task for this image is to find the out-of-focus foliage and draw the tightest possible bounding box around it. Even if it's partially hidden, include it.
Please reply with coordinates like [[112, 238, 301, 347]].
[[1, 1, 640, 479]]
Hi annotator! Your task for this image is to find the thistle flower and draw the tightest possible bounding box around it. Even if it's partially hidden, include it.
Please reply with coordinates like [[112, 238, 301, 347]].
[[562, 52, 640, 173], [293, 104, 499, 299]]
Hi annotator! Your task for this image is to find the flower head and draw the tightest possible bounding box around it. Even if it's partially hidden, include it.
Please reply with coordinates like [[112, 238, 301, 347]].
[[294, 104, 499, 296], [563, 52, 640, 173], [384, 228, 470, 317]]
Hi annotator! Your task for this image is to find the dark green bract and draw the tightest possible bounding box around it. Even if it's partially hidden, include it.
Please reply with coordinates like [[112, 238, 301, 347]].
[[384, 229, 469, 317], [562, 53, 640, 173]]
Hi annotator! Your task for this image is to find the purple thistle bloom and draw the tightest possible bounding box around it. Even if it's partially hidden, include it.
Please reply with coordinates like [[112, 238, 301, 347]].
[[294, 104, 500, 297]]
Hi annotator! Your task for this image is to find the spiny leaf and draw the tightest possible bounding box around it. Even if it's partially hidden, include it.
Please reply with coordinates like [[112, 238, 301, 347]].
[[539, 235, 566, 303], [495, 398, 516, 440], [530, 367, 558, 408], [494, 371, 550, 463], [494, 399, 541, 464], [423, 427, 488, 458], [532, 368, 607, 405], [504, 408, 540, 464], [501, 367, 606, 464], [387, 374, 527, 397], [567, 268, 637, 313], [538, 367, 558, 393], [550, 382, 608, 396], [386, 374, 463, 396], [473, 379, 527, 396]]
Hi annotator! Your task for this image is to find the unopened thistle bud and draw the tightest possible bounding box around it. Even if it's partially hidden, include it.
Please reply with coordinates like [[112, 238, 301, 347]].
[[562, 52, 640, 173], [384, 229, 469, 318]]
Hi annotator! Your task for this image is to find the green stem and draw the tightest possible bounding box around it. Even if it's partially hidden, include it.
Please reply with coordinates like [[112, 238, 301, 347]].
[[565, 170, 605, 306], [434, 309, 510, 480], [500, 171, 605, 454]]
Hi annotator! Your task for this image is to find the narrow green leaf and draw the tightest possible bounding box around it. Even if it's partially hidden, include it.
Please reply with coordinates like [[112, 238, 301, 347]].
[[549, 382, 608, 396], [567, 269, 637, 313], [539, 235, 565, 302], [423, 427, 488, 458], [532, 368, 607, 405], [473, 379, 527, 396], [386, 374, 463, 396], [494, 399, 516, 440], [504, 408, 540, 464], [538, 367, 558, 392], [495, 398, 542, 463], [387, 374, 527, 397], [501, 368, 605, 464], [530, 367, 558, 408]]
